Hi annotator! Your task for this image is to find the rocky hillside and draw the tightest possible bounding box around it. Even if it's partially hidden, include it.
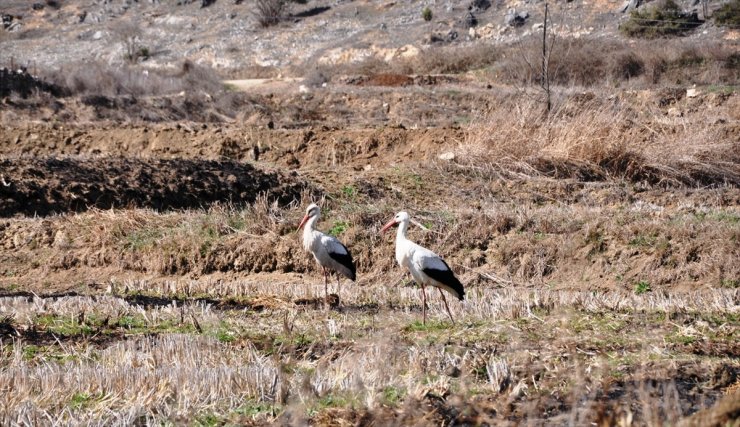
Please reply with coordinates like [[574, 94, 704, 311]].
[[1, 0, 737, 75]]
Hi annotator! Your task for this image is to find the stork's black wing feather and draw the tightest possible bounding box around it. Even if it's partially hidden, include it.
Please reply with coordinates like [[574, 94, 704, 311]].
[[327, 242, 357, 281], [422, 259, 465, 300]]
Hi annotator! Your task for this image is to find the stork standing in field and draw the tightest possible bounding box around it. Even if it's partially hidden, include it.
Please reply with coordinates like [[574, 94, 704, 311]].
[[381, 211, 465, 324], [298, 203, 356, 302]]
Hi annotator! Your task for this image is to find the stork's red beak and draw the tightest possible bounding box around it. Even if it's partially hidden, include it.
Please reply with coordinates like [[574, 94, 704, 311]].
[[297, 214, 310, 231], [380, 219, 397, 233]]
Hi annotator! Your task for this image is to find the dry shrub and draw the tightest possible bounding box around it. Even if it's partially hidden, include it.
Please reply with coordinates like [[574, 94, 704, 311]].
[[42, 60, 224, 98], [460, 95, 740, 186], [713, 0, 740, 27], [620, 0, 702, 38], [254, 0, 285, 27], [495, 37, 738, 87], [410, 44, 499, 74]]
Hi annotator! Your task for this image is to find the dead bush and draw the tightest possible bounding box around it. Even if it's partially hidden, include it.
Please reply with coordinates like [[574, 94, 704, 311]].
[[111, 19, 148, 64], [494, 37, 737, 87], [610, 51, 645, 80], [254, 0, 302, 27], [411, 44, 499, 74], [42, 60, 223, 98], [460, 95, 740, 187]]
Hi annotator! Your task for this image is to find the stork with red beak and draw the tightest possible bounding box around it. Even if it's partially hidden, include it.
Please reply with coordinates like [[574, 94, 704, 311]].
[[298, 203, 356, 301], [381, 211, 464, 324]]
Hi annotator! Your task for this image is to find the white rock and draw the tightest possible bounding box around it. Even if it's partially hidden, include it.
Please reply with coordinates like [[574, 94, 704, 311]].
[[686, 88, 700, 98], [438, 151, 456, 161]]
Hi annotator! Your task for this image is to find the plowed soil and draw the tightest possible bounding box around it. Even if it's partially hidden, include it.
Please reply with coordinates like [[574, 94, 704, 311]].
[[0, 157, 308, 217]]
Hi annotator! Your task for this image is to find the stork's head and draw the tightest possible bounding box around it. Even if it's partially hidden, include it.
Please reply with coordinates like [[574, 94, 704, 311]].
[[298, 203, 320, 230], [380, 211, 409, 233]]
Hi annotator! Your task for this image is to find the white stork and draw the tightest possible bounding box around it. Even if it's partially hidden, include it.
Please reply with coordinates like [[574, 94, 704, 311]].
[[381, 211, 464, 324], [298, 203, 356, 301]]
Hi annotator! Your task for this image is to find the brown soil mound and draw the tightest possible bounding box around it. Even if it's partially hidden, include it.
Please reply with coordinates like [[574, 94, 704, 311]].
[[0, 157, 309, 217], [362, 73, 415, 87]]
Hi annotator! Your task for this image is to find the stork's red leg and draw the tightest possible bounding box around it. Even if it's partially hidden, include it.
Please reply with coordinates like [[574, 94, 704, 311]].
[[438, 287, 455, 325], [421, 283, 427, 325], [323, 267, 328, 299]]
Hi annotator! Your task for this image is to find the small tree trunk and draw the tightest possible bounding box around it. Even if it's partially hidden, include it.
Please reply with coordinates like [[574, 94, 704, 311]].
[[541, 3, 551, 113]]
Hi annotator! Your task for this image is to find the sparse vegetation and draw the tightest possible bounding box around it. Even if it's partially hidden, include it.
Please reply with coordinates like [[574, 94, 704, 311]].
[[712, 0, 740, 27], [112, 19, 147, 64], [620, 0, 702, 38], [421, 6, 433, 22]]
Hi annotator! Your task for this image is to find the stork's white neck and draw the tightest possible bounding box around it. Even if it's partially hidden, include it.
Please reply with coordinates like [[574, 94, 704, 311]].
[[303, 214, 319, 233], [302, 214, 320, 251], [396, 219, 409, 242]]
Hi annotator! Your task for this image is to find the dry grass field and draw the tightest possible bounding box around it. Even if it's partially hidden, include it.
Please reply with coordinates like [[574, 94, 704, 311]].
[[1, 0, 739, 425]]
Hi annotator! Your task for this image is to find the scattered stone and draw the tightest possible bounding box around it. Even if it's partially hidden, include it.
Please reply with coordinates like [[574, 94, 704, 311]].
[[53, 230, 70, 249], [468, 0, 491, 13], [2, 14, 13, 30], [32, 3, 45, 11], [505, 9, 529, 27], [462, 11, 478, 28], [439, 152, 456, 161], [667, 107, 682, 117], [201, 0, 216, 8], [92, 30, 103, 40], [686, 88, 701, 98], [619, 0, 642, 13], [428, 30, 458, 44]]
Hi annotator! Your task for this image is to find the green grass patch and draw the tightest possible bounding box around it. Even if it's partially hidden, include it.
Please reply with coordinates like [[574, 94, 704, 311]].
[[628, 234, 657, 247], [381, 386, 406, 407], [634, 281, 652, 295], [720, 279, 738, 289], [124, 227, 164, 251], [36, 314, 94, 336], [23, 344, 40, 360], [234, 401, 281, 418], [404, 320, 454, 332], [69, 392, 92, 410], [327, 221, 349, 237], [341, 185, 357, 200]]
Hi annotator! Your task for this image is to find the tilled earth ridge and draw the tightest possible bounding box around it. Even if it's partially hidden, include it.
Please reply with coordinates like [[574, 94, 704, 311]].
[[0, 157, 310, 217]]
